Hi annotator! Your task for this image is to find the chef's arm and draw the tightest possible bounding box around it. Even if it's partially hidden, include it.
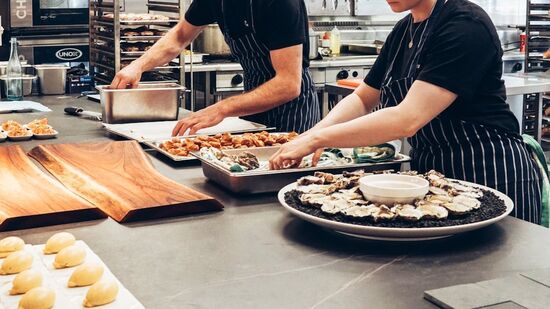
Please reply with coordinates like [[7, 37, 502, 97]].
[[310, 81, 457, 148], [307, 83, 381, 132], [216, 44, 304, 117], [110, 19, 203, 88]]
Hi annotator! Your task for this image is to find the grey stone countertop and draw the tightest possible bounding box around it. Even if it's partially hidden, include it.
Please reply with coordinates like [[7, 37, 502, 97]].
[[0, 96, 549, 309]]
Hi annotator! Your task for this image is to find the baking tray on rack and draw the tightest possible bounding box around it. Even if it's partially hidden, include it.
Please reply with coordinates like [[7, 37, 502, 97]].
[[191, 147, 411, 194], [103, 117, 271, 142], [99, 17, 179, 25]]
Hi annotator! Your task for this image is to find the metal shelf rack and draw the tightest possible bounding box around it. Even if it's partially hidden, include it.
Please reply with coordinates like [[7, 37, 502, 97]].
[[89, 0, 186, 86], [524, 1, 550, 142]]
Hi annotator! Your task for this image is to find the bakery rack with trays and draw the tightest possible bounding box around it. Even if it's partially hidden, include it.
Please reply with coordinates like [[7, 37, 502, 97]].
[[89, 0, 190, 86]]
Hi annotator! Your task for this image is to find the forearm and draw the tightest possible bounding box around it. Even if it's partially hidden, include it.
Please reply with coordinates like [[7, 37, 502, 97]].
[[217, 74, 301, 117], [132, 22, 193, 72], [311, 93, 371, 132], [311, 105, 413, 148]]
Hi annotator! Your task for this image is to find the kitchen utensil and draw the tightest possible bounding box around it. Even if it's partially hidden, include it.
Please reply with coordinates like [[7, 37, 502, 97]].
[[64, 106, 102, 121], [29, 141, 224, 222], [194, 24, 231, 56], [0, 146, 104, 232], [278, 180, 513, 241], [96, 83, 184, 124], [192, 147, 410, 194], [0, 74, 36, 98], [34, 64, 69, 95]]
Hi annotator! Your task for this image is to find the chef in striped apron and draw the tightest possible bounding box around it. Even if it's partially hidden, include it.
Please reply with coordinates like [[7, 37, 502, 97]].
[[270, 0, 543, 224], [111, 0, 320, 134]]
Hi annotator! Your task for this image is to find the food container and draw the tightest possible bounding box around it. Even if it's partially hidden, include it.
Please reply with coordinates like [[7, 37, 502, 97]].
[[0, 64, 33, 76], [0, 74, 36, 98], [96, 83, 185, 124], [193, 147, 411, 194], [34, 64, 69, 95], [359, 174, 429, 204], [194, 24, 231, 56]]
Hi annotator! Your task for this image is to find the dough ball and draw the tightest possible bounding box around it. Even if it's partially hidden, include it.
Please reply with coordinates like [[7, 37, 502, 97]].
[[44, 232, 76, 255], [18, 286, 55, 309], [83, 279, 119, 307], [53, 245, 86, 269], [10, 269, 43, 295], [68, 262, 104, 287], [0, 236, 25, 258], [0, 251, 33, 275]]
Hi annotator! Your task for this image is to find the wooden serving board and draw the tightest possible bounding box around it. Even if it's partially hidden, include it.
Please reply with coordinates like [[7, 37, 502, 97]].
[[0, 146, 105, 231], [29, 141, 223, 222]]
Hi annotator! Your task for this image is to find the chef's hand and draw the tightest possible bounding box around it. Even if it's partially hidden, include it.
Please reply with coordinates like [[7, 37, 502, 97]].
[[172, 104, 226, 136], [269, 133, 324, 170], [110, 63, 142, 89]]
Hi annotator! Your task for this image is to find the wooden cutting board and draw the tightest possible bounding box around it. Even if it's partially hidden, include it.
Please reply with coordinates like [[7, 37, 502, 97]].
[[29, 141, 223, 222], [0, 146, 105, 231]]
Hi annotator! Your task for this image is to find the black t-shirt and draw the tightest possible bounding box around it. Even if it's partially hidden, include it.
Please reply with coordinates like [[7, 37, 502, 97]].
[[365, 0, 519, 134], [185, 0, 310, 67]]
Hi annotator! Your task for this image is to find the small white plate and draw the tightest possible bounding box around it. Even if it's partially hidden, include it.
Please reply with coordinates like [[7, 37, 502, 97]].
[[278, 179, 514, 241], [0, 131, 6, 142], [32, 130, 59, 140]]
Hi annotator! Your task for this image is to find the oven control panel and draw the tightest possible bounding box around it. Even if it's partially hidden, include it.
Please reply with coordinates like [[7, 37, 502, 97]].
[[326, 67, 369, 83]]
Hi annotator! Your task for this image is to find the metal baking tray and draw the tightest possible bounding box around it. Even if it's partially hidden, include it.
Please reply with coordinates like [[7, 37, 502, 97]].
[[143, 130, 285, 161], [104, 118, 271, 142], [97, 83, 184, 124], [192, 147, 411, 194]]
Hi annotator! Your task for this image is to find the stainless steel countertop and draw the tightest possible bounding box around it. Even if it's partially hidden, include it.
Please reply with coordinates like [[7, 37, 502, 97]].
[[1, 96, 550, 308], [184, 55, 378, 73], [325, 73, 550, 97]]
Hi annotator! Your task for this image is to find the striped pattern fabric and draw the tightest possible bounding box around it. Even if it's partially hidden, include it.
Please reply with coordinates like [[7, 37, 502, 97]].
[[377, 0, 542, 224], [220, 0, 321, 133]]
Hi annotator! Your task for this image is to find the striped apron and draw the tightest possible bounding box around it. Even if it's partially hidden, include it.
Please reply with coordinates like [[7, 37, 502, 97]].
[[219, 0, 321, 133], [379, 0, 542, 224]]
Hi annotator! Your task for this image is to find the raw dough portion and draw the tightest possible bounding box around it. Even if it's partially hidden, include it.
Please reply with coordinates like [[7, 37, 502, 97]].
[[0, 236, 25, 258], [68, 263, 104, 287], [44, 232, 76, 254], [0, 251, 33, 275], [84, 279, 119, 307], [18, 286, 55, 309], [10, 269, 43, 295], [53, 245, 86, 269]]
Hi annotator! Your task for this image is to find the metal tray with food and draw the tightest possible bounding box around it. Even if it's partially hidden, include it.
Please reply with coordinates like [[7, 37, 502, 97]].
[[103, 117, 270, 142], [144, 131, 298, 162], [192, 146, 411, 194]]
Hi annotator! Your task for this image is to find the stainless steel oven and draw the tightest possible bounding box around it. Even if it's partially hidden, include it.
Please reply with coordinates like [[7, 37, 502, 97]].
[[10, 0, 88, 29]]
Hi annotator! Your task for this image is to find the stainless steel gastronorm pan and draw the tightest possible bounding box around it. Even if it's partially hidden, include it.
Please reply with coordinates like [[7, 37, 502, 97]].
[[97, 83, 185, 124], [192, 147, 411, 194]]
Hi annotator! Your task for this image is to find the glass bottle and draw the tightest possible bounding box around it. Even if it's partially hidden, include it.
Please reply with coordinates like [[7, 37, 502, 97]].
[[330, 26, 341, 56], [7, 38, 23, 101]]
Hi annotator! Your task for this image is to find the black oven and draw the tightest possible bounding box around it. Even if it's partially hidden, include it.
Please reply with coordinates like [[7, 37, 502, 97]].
[[10, 0, 88, 30]]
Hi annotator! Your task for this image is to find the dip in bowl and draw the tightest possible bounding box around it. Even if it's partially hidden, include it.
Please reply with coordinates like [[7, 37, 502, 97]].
[[359, 174, 429, 204]]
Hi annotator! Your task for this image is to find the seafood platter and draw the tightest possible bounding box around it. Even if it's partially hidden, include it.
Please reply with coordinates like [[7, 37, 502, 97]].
[[0, 119, 58, 142], [191, 142, 410, 194], [0, 232, 143, 308], [278, 170, 513, 241]]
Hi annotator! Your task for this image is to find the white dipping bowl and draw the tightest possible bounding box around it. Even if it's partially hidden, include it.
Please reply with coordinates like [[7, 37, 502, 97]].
[[359, 174, 429, 205]]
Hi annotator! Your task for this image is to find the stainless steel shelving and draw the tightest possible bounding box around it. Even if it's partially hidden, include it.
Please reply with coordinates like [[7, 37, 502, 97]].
[[89, 0, 186, 86]]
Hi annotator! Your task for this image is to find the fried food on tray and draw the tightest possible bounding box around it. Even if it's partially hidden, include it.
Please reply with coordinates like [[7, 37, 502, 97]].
[[27, 118, 56, 135], [160, 131, 299, 157], [7, 126, 31, 137], [2, 120, 23, 131], [26, 118, 48, 130]]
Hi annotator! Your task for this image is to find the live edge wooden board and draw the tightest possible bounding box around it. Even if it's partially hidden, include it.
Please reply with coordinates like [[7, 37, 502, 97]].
[[29, 141, 223, 222], [0, 146, 105, 231]]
